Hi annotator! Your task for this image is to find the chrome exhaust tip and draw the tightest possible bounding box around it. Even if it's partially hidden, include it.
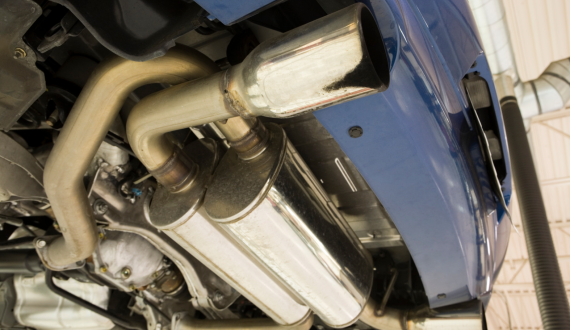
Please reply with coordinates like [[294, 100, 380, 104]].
[[226, 2, 390, 119]]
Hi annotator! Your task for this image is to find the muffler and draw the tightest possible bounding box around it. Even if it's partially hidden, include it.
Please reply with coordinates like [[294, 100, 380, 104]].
[[204, 122, 373, 328], [148, 138, 311, 326]]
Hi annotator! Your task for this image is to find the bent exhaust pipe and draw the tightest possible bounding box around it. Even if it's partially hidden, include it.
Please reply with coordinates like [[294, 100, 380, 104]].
[[38, 48, 219, 269], [126, 2, 389, 185]]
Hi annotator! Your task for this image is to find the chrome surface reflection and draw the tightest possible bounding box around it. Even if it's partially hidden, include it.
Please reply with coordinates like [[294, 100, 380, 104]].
[[148, 139, 310, 326], [205, 124, 373, 328], [225, 3, 389, 119]]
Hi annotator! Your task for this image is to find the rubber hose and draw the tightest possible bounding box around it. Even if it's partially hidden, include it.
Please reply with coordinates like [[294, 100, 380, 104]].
[[45, 270, 146, 330], [501, 97, 570, 329]]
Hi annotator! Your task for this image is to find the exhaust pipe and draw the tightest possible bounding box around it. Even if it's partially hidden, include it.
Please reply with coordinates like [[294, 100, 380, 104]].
[[126, 2, 389, 186], [38, 48, 219, 270]]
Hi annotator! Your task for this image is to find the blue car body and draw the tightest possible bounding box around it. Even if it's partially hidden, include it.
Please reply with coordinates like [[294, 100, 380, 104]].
[[197, 0, 512, 309]]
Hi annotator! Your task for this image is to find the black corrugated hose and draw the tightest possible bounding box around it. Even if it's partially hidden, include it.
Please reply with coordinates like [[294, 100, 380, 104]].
[[501, 96, 570, 329]]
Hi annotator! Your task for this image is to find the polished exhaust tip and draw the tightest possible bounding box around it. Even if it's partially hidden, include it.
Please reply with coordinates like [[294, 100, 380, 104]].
[[226, 2, 390, 118]]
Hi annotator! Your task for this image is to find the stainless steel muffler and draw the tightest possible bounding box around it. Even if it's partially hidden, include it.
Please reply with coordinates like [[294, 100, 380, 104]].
[[203, 123, 374, 328], [148, 139, 311, 326]]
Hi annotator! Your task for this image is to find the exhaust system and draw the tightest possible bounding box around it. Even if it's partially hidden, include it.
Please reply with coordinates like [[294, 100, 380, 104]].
[[38, 48, 219, 270], [133, 4, 388, 327], [125, 2, 389, 187], [148, 138, 311, 326], [41, 2, 392, 328], [203, 120, 374, 327]]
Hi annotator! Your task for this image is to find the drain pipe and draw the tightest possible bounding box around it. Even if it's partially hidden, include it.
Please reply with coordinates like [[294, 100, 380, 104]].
[[468, 0, 570, 328], [500, 93, 570, 329]]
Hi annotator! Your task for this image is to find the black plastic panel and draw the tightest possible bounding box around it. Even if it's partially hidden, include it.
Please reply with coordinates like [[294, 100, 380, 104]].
[[52, 0, 206, 61]]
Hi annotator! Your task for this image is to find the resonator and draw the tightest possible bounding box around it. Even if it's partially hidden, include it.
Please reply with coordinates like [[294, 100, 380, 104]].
[[204, 122, 374, 327]]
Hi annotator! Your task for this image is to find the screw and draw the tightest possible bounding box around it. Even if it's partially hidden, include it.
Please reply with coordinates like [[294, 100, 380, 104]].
[[93, 200, 108, 215], [121, 267, 131, 279], [13, 48, 26, 59], [99, 266, 107, 273], [348, 126, 363, 138], [36, 239, 46, 248]]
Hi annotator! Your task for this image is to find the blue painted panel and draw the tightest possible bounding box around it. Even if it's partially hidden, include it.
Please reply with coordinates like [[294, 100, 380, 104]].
[[467, 54, 513, 287], [200, 0, 512, 309], [194, 0, 278, 25], [313, 0, 511, 308]]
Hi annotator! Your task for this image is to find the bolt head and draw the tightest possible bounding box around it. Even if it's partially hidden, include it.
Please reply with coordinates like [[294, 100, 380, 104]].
[[93, 200, 108, 215], [36, 239, 46, 248], [99, 266, 107, 273], [13, 48, 26, 59], [348, 126, 363, 138], [129, 284, 137, 291], [121, 267, 131, 279]]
